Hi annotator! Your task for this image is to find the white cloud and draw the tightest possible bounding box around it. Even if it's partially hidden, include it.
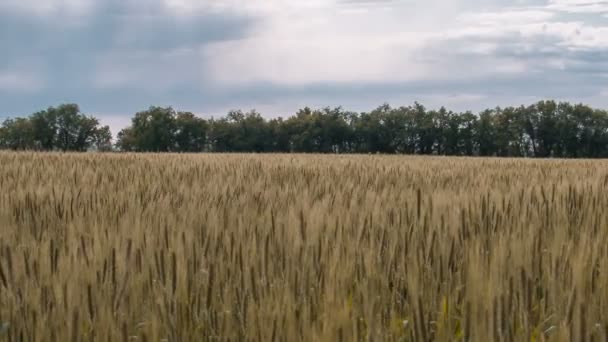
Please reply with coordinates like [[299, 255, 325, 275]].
[[204, 34, 431, 85], [200, 0, 608, 97], [162, 0, 334, 16], [457, 8, 555, 26], [417, 93, 489, 106], [547, 0, 608, 13], [3, 0, 608, 121], [0, 70, 44, 92], [0, 0, 97, 16], [201, 0, 465, 85], [93, 49, 201, 90], [447, 6, 608, 51]]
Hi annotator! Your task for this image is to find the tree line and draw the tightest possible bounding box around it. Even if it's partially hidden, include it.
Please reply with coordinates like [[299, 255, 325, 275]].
[[2, 100, 608, 157], [0, 104, 113, 152]]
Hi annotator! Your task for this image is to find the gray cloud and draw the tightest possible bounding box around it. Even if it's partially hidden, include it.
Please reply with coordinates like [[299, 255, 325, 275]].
[[0, 0, 255, 117], [1, 0, 608, 135]]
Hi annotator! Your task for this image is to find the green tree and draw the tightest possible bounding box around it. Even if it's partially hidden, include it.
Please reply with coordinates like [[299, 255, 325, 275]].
[[0, 125, 6, 149], [116, 128, 136, 152], [476, 109, 497, 156], [535, 100, 558, 157], [208, 110, 271, 152], [30, 109, 57, 150], [354, 105, 396, 153], [49, 104, 103, 151], [412, 103, 435, 154], [119, 107, 177, 152], [0, 104, 110, 152], [93, 125, 113, 152], [0, 118, 35, 150], [458, 111, 477, 156], [5, 100, 608, 157], [267, 118, 291, 152], [284, 108, 316, 152], [236, 110, 273, 152], [175, 112, 208, 152]]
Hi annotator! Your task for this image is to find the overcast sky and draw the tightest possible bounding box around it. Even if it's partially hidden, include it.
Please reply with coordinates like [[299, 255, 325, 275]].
[[1, 0, 608, 134]]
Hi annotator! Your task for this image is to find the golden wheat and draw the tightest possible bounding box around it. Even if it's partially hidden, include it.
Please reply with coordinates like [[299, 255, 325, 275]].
[[0, 152, 607, 341]]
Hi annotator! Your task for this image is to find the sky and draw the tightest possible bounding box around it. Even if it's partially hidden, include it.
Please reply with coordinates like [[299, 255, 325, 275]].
[[1, 0, 608, 134]]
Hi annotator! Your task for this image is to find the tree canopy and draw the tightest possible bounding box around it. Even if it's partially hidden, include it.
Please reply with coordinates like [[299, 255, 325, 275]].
[[3, 100, 608, 157], [0, 104, 112, 152]]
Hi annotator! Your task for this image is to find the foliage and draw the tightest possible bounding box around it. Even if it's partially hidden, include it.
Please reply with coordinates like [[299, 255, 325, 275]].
[[115, 101, 608, 157], [0, 104, 112, 152], [4, 100, 608, 157]]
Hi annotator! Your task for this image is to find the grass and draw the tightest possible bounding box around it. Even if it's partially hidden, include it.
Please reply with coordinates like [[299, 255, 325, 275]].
[[0, 152, 607, 341]]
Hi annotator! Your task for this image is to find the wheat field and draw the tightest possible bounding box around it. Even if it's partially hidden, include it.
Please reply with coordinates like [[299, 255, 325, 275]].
[[0, 153, 607, 341]]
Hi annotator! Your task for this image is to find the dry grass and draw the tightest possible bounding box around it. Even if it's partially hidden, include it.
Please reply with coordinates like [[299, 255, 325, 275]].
[[1, 152, 608, 341]]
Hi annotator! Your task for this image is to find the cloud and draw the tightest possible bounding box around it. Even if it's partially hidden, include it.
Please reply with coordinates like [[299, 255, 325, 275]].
[[0, 0, 97, 16], [92, 48, 206, 90], [204, 5, 592, 86], [202, 0, 454, 85], [1, 0, 608, 133], [197, 0, 608, 117], [457, 8, 556, 25], [547, 0, 608, 13], [0, 0, 256, 116], [0, 69, 44, 92]]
